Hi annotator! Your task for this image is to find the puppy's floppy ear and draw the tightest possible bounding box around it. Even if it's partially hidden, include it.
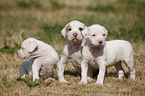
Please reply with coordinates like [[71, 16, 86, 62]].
[[61, 24, 69, 38], [28, 41, 38, 52], [103, 27, 108, 38], [82, 27, 88, 39], [84, 26, 87, 29]]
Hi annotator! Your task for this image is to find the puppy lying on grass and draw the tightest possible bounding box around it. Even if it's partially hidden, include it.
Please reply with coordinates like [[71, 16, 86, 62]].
[[17, 38, 59, 83], [79, 24, 135, 85]]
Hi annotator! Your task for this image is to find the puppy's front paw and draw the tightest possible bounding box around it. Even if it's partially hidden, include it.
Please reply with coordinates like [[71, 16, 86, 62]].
[[33, 78, 40, 83], [78, 80, 87, 85], [33, 77, 40, 81], [21, 74, 30, 79], [94, 81, 103, 85], [59, 79, 69, 83]]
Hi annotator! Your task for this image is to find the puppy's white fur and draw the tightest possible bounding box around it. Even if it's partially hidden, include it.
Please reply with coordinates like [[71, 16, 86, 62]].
[[79, 24, 135, 85], [57, 20, 94, 83], [17, 38, 59, 81]]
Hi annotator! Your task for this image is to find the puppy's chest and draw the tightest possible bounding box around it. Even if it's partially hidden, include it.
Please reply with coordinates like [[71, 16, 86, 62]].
[[89, 58, 99, 68], [68, 46, 82, 60], [70, 51, 82, 68], [87, 51, 102, 69], [69, 50, 81, 60]]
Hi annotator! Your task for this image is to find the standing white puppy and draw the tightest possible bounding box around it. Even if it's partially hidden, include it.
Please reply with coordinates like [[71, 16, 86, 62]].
[[57, 20, 94, 83], [79, 24, 135, 85], [17, 38, 59, 81]]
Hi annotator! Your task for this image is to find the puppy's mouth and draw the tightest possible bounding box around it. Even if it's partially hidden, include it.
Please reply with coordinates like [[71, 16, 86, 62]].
[[72, 38, 78, 41], [17, 53, 29, 59], [18, 54, 26, 59], [21, 56, 26, 59], [71, 38, 81, 43], [98, 44, 104, 47], [90, 43, 104, 48], [95, 43, 104, 48]]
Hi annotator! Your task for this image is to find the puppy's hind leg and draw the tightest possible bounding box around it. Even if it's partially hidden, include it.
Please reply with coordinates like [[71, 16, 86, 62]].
[[19, 61, 29, 79], [115, 61, 124, 79], [124, 57, 135, 80]]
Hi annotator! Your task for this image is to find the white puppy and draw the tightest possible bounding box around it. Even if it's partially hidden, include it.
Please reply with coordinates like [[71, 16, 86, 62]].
[[17, 38, 59, 81], [79, 24, 135, 85], [57, 20, 92, 83]]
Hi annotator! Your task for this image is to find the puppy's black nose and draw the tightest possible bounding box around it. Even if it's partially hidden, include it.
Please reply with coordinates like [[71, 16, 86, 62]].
[[98, 41, 103, 44], [73, 33, 78, 37]]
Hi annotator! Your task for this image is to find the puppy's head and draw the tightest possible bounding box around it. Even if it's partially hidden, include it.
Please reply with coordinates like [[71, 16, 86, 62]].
[[82, 24, 108, 47], [61, 20, 87, 44], [17, 38, 38, 59]]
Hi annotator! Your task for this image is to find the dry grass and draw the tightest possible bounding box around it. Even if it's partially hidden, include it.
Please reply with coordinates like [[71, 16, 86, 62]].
[[0, 44, 145, 95], [0, 0, 145, 95]]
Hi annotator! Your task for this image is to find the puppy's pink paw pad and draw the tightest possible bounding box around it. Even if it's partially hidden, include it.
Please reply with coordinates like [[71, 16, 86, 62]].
[[44, 78, 55, 83], [48, 78, 55, 82]]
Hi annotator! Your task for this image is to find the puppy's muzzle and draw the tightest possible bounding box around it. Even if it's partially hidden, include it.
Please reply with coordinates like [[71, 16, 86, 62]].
[[73, 33, 78, 38], [17, 50, 25, 59]]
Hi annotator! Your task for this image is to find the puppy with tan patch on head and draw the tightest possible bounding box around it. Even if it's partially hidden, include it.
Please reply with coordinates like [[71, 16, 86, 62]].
[[61, 20, 85, 44], [57, 20, 96, 83], [79, 24, 135, 85], [17, 38, 59, 82]]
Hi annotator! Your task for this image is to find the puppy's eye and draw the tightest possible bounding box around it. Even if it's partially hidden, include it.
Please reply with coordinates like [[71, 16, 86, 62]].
[[103, 34, 105, 36], [92, 34, 96, 36], [68, 28, 72, 31], [79, 27, 83, 31]]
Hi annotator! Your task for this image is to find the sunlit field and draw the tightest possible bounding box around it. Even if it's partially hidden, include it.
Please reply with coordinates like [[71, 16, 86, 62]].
[[0, 0, 145, 95]]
